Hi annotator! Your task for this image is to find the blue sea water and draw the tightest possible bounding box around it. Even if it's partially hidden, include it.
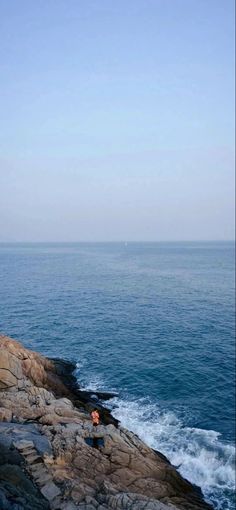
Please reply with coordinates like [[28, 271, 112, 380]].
[[0, 242, 235, 509]]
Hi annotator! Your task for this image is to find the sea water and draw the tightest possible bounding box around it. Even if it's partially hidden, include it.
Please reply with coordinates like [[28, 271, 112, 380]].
[[0, 242, 235, 509]]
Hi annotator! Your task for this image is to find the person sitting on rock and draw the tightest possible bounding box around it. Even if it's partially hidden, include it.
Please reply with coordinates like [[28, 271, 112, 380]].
[[91, 408, 100, 427]]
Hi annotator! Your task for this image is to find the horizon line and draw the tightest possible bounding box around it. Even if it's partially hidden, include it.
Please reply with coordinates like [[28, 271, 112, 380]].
[[0, 240, 235, 244]]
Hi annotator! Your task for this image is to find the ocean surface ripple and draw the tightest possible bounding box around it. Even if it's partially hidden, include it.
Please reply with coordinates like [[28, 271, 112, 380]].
[[0, 242, 235, 509]]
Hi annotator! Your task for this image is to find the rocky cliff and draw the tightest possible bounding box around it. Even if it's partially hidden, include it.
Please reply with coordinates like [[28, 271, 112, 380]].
[[0, 335, 213, 510]]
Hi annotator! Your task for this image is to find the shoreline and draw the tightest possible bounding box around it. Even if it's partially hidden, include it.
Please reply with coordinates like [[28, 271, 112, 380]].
[[0, 334, 214, 510]]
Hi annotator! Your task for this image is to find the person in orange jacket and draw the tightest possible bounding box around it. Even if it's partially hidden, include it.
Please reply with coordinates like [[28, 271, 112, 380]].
[[91, 408, 100, 427]]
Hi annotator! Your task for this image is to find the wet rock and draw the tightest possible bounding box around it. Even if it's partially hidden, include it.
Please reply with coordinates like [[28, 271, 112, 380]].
[[77, 389, 119, 401]]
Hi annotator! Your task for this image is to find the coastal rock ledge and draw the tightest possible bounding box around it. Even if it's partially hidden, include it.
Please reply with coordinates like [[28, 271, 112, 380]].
[[0, 335, 213, 510]]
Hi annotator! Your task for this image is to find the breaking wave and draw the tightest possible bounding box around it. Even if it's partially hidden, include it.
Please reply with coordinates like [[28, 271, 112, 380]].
[[75, 361, 235, 510], [76, 362, 235, 510], [109, 397, 235, 510], [76, 361, 105, 392]]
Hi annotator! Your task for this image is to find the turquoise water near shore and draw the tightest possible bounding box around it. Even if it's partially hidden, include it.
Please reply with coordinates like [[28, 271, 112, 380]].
[[0, 242, 235, 509]]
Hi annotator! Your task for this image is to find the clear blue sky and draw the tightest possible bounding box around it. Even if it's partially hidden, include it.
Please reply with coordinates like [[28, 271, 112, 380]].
[[0, 0, 235, 241]]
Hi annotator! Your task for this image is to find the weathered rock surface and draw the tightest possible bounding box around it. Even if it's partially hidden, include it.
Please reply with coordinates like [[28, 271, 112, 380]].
[[0, 335, 213, 510]]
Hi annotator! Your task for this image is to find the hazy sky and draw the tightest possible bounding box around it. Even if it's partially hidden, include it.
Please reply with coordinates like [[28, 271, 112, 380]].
[[0, 0, 235, 241]]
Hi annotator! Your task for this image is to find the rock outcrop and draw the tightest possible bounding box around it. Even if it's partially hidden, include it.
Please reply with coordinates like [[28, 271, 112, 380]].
[[0, 335, 213, 510]]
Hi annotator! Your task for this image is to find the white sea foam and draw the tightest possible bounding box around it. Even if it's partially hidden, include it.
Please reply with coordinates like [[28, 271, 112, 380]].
[[82, 374, 105, 391], [75, 367, 235, 509], [111, 397, 235, 509], [75, 362, 105, 391], [76, 361, 84, 370]]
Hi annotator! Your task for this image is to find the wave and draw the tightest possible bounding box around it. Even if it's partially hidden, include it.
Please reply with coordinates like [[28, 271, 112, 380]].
[[75, 365, 235, 510], [109, 397, 235, 510], [76, 361, 105, 392]]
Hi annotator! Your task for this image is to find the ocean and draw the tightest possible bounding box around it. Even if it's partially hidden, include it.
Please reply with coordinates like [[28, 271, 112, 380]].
[[0, 241, 235, 509]]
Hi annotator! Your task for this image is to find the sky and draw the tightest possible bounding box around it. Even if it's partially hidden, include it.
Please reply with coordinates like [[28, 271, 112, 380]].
[[0, 0, 235, 241]]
